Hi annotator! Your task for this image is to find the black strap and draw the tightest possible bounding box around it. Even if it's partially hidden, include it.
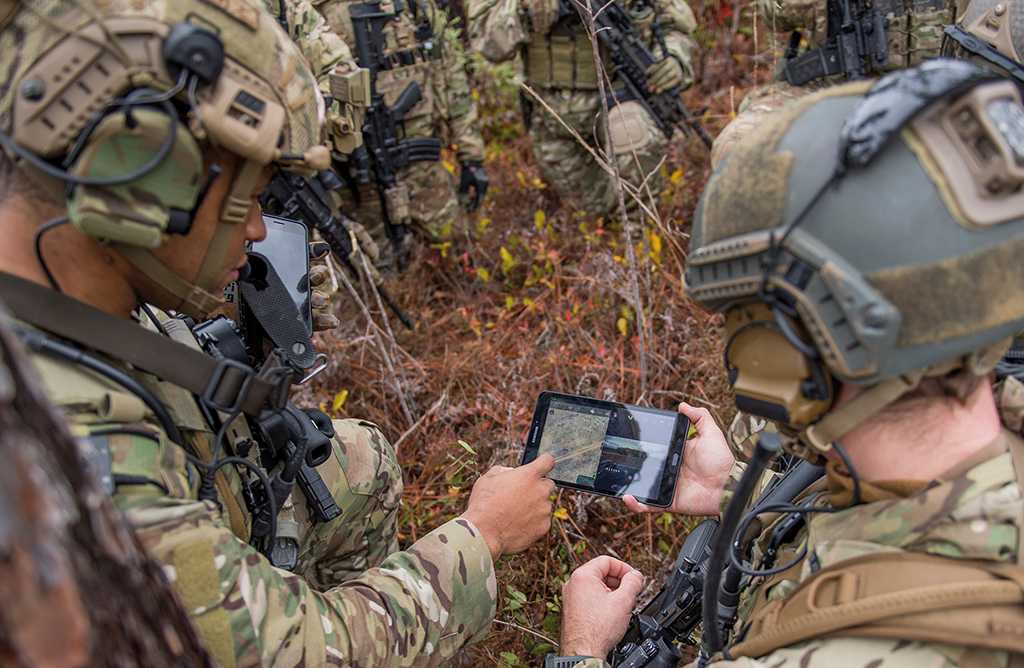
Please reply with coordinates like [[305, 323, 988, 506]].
[[944, 24, 1024, 84], [0, 271, 289, 416]]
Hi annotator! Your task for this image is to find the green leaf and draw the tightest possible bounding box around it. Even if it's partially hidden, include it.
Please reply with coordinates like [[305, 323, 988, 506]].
[[456, 439, 477, 455]]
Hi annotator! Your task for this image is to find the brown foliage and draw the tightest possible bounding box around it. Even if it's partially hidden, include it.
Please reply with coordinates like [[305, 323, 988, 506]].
[[304, 1, 766, 662]]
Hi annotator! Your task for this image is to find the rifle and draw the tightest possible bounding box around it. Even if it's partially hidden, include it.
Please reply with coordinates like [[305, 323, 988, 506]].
[[782, 0, 887, 85], [261, 169, 415, 330], [565, 0, 712, 148], [346, 1, 443, 270], [609, 460, 823, 667]]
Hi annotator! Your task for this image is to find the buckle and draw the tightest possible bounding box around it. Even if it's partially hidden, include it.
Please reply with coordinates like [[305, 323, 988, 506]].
[[202, 358, 256, 413]]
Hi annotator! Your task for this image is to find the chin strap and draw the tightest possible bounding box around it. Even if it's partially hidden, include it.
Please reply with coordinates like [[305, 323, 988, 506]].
[[115, 159, 267, 320], [800, 371, 924, 455], [797, 338, 1013, 456]]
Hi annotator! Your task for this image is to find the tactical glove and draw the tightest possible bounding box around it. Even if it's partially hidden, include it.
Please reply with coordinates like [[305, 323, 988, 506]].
[[523, 0, 563, 35], [646, 55, 686, 95], [308, 240, 340, 333], [458, 161, 489, 212]]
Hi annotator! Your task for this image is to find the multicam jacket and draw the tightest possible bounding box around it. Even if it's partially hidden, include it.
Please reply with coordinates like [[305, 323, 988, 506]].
[[574, 426, 1024, 667], [26, 316, 498, 668]]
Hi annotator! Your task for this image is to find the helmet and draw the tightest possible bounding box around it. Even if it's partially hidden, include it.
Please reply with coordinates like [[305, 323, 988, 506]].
[[942, 0, 1024, 82], [0, 0, 330, 318], [686, 60, 1024, 457]]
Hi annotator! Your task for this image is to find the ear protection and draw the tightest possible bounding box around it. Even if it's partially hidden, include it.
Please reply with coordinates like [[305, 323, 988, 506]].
[[67, 101, 204, 247], [58, 24, 225, 248], [723, 302, 834, 428]]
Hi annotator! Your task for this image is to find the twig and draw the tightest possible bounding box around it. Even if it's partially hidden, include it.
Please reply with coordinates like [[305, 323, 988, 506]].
[[572, 0, 649, 399], [336, 268, 416, 426], [393, 390, 448, 452], [493, 619, 559, 648]]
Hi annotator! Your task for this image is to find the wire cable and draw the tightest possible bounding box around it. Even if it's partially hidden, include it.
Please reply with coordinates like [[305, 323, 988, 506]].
[[33, 217, 69, 291], [0, 96, 180, 187]]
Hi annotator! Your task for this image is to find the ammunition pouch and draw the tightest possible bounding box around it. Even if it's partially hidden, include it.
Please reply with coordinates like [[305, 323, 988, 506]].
[[525, 30, 600, 90]]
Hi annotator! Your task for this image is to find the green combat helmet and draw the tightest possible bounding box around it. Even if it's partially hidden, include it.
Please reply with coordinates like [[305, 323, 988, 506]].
[[685, 60, 1024, 460], [0, 0, 330, 318]]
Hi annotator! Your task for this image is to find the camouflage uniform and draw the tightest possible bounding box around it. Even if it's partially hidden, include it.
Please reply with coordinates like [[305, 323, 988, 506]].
[[24, 314, 497, 667], [468, 0, 697, 219], [711, 0, 955, 167], [575, 425, 1024, 668], [316, 0, 486, 243], [0, 1, 496, 665], [265, 0, 367, 155]]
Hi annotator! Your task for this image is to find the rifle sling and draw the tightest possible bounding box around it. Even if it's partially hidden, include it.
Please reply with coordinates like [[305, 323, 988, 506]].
[[0, 271, 287, 417]]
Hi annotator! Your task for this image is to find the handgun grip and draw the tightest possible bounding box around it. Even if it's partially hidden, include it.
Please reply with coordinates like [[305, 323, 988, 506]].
[[298, 461, 342, 523], [391, 81, 423, 119]]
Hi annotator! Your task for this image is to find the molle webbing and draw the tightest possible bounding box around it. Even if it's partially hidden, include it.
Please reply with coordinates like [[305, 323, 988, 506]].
[[525, 31, 599, 89], [729, 551, 1024, 658], [0, 272, 287, 418]]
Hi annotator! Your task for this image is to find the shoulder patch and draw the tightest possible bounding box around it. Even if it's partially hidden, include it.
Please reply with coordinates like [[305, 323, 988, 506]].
[[200, 0, 261, 30]]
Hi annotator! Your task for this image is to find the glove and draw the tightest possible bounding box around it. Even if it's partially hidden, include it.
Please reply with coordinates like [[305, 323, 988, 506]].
[[646, 56, 686, 95], [523, 0, 563, 34], [457, 161, 489, 212], [308, 239, 340, 333]]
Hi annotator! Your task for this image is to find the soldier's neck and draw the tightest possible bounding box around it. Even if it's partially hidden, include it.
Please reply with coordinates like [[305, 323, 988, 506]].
[[834, 381, 1002, 483], [0, 196, 138, 319]]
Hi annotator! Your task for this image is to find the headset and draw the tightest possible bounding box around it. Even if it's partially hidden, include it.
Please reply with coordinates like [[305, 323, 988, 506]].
[[1, 22, 226, 253]]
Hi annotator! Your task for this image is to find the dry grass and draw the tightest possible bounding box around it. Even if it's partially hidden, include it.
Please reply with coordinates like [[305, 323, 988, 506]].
[[303, 2, 767, 663]]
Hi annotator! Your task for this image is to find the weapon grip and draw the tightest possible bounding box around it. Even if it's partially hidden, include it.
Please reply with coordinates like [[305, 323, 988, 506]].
[[391, 81, 423, 119], [298, 461, 342, 522]]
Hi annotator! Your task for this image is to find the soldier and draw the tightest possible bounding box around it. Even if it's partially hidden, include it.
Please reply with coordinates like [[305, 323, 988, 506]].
[[549, 61, 1024, 666], [315, 0, 489, 261], [711, 0, 954, 167], [467, 0, 697, 220], [0, 2, 555, 666]]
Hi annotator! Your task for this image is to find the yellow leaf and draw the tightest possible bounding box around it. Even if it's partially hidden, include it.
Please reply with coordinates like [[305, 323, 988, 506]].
[[471, 87, 480, 101], [476, 217, 492, 235], [612, 254, 624, 265], [476, 267, 491, 282], [649, 231, 662, 254], [553, 507, 570, 521], [534, 210, 546, 231], [522, 297, 535, 309], [688, 423, 698, 439], [331, 389, 349, 412], [504, 295, 517, 309], [431, 241, 452, 258], [670, 168, 685, 186], [516, 170, 527, 187], [531, 177, 547, 189], [448, 485, 461, 496], [499, 246, 516, 274], [617, 317, 629, 337], [442, 159, 456, 175]]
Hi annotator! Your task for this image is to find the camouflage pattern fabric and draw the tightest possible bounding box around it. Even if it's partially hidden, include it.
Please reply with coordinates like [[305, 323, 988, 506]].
[[261, 0, 366, 155], [316, 0, 484, 243], [577, 428, 1023, 668], [712, 0, 955, 168], [26, 320, 497, 667], [530, 93, 669, 218], [468, 0, 697, 219]]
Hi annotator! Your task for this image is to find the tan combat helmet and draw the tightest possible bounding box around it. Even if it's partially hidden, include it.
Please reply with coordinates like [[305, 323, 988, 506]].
[[0, 0, 330, 318], [943, 0, 1024, 81], [686, 60, 1024, 459]]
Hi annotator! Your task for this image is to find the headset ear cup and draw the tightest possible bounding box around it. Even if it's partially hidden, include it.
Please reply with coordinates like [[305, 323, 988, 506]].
[[67, 106, 204, 248], [724, 304, 834, 427]]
